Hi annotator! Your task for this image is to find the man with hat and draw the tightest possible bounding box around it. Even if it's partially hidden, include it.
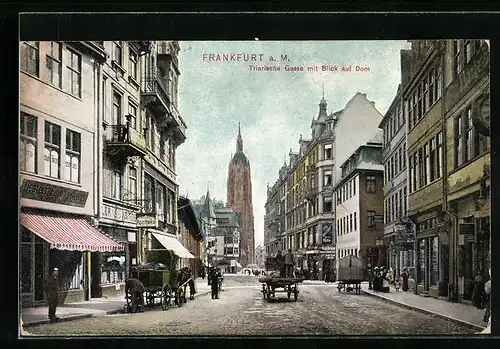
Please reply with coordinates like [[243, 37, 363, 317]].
[[45, 267, 60, 322]]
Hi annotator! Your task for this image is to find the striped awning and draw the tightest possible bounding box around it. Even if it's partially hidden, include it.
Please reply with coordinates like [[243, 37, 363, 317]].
[[21, 211, 124, 252], [150, 230, 195, 259]]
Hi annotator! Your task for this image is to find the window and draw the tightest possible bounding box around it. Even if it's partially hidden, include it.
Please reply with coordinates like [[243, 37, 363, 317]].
[[64, 130, 81, 183], [423, 143, 429, 185], [66, 49, 81, 97], [398, 189, 403, 219], [112, 170, 122, 200], [323, 170, 332, 186], [21, 41, 39, 76], [402, 142, 406, 168], [102, 77, 108, 123], [453, 40, 463, 76], [367, 211, 376, 229], [387, 197, 392, 223], [44, 121, 61, 178], [397, 148, 402, 174], [46, 42, 62, 87], [167, 190, 175, 224], [348, 181, 352, 198], [464, 40, 472, 64], [465, 107, 474, 162], [429, 69, 435, 106], [436, 132, 443, 178], [128, 166, 137, 203], [323, 196, 332, 213], [113, 92, 122, 125], [156, 184, 166, 222], [349, 214, 353, 232], [395, 191, 399, 218], [366, 175, 376, 193], [354, 212, 357, 230], [20, 113, 37, 173], [324, 144, 332, 159], [403, 186, 407, 215], [423, 75, 429, 112], [431, 236, 439, 286], [353, 178, 356, 195], [144, 174, 154, 213], [128, 103, 137, 129], [224, 236, 234, 244], [114, 41, 123, 66], [418, 238, 426, 283], [435, 66, 442, 100], [455, 115, 463, 167], [390, 157, 394, 180], [429, 138, 436, 181], [129, 49, 137, 80], [408, 156, 413, 193]]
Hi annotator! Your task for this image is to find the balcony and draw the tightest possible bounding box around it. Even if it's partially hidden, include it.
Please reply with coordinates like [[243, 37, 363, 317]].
[[141, 70, 173, 127], [104, 123, 147, 159]]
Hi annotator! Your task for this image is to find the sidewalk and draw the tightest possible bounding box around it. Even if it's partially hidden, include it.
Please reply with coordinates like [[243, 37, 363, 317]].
[[21, 278, 213, 329], [361, 284, 487, 331]]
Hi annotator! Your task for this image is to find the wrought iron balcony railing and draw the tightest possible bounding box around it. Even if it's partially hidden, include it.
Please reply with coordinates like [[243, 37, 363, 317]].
[[104, 123, 147, 158]]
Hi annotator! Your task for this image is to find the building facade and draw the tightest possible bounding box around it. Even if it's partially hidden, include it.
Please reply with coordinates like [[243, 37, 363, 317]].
[[20, 41, 122, 306], [442, 39, 490, 302], [254, 245, 266, 269], [178, 196, 203, 278], [334, 141, 386, 277], [227, 124, 255, 266], [378, 50, 414, 280], [265, 93, 383, 280]]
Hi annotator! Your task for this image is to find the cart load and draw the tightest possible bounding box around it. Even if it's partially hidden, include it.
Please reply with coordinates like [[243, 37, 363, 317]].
[[259, 255, 303, 301], [125, 249, 189, 313], [337, 255, 365, 294]]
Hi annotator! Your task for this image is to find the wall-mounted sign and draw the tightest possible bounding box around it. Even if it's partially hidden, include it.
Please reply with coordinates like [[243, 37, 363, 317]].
[[322, 224, 333, 244], [136, 213, 158, 228], [20, 179, 89, 207]]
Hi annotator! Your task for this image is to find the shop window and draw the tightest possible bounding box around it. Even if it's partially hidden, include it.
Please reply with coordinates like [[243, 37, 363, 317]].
[[21, 41, 39, 76], [430, 236, 439, 286], [50, 250, 84, 290], [44, 121, 61, 179], [20, 113, 37, 173], [65, 129, 81, 183], [418, 239, 426, 284], [101, 252, 125, 285]]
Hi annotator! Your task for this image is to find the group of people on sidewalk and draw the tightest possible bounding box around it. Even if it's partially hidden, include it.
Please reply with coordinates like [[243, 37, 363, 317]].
[[471, 268, 491, 325]]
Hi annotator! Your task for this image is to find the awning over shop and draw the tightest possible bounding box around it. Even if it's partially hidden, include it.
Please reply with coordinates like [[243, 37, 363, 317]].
[[20, 211, 123, 252], [150, 231, 195, 259]]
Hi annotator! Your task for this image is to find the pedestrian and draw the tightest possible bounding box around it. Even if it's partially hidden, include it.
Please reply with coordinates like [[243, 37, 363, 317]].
[[373, 266, 379, 292], [401, 267, 409, 292], [472, 269, 484, 309], [45, 267, 60, 322], [483, 269, 491, 325], [388, 268, 395, 285], [381, 267, 390, 292], [211, 268, 219, 299], [284, 249, 294, 278], [187, 268, 196, 300]]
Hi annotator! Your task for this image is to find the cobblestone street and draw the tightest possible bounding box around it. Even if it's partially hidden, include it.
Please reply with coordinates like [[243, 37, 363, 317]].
[[26, 276, 475, 336]]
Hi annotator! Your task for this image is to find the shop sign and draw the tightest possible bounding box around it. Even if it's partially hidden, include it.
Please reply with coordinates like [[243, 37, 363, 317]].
[[136, 213, 158, 228], [20, 179, 88, 207], [322, 224, 333, 244]]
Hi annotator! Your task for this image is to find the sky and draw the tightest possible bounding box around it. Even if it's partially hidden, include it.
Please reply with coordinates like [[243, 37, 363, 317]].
[[176, 40, 411, 248]]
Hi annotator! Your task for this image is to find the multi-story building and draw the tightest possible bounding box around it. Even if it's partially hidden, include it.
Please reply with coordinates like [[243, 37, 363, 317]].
[[137, 41, 188, 270], [378, 49, 414, 279], [177, 196, 203, 277], [254, 245, 266, 269], [98, 40, 151, 297], [193, 191, 217, 268], [443, 39, 490, 302], [20, 41, 122, 306], [264, 179, 282, 257], [265, 93, 382, 280], [334, 140, 385, 277]]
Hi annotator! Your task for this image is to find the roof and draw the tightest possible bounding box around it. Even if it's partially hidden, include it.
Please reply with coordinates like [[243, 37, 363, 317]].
[[178, 197, 202, 239], [231, 151, 250, 168]]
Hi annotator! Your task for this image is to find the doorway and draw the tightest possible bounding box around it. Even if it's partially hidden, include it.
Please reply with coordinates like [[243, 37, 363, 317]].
[[91, 252, 102, 298], [34, 236, 46, 301]]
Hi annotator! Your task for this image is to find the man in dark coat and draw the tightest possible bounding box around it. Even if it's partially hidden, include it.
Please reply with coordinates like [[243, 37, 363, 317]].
[[211, 268, 220, 299], [45, 267, 59, 322], [125, 277, 145, 312], [472, 270, 484, 309], [284, 249, 295, 277], [401, 268, 409, 291]]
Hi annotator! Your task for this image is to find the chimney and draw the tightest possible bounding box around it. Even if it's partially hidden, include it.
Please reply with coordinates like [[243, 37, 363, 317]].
[[400, 49, 412, 89]]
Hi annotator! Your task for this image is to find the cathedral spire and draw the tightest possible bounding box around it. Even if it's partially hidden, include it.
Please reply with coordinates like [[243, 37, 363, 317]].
[[236, 123, 243, 152]]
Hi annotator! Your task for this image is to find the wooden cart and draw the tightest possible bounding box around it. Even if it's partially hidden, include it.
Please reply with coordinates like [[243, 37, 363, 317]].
[[259, 256, 303, 301], [336, 255, 364, 295]]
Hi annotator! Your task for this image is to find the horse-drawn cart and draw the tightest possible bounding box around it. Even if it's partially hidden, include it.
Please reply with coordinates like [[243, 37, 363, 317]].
[[258, 256, 303, 301], [125, 249, 191, 313], [336, 255, 364, 295]]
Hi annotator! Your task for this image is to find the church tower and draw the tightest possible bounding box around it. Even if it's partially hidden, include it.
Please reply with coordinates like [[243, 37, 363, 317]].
[[227, 123, 255, 266]]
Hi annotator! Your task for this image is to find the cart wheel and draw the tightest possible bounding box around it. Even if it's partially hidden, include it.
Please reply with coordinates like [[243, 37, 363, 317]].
[[161, 285, 172, 310], [176, 288, 185, 307], [145, 292, 155, 307]]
